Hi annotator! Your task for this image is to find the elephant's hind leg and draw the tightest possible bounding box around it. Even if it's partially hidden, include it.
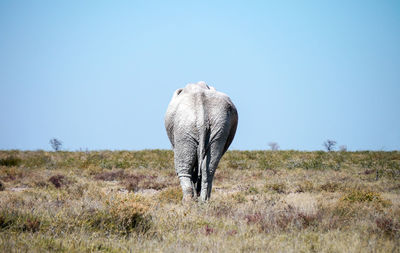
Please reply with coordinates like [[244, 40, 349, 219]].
[[199, 140, 226, 201], [174, 140, 197, 201]]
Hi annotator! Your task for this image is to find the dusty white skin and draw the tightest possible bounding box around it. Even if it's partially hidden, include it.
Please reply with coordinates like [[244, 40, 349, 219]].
[[165, 82, 238, 201]]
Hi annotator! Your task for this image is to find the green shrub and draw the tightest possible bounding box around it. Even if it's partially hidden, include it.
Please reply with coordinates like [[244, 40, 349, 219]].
[[301, 157, 324, 170], [0, 210, 46, 232], [258, 157, 275, 170], [341, 190, 391, 207], [247, 186, 259, 195], [24, 151, 52, 168], [0, 156, 21, 167]]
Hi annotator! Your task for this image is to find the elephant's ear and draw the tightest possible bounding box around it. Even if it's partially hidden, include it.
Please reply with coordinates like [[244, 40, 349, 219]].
[[172, 88, 183, 100], [176, 88, 183, 95]]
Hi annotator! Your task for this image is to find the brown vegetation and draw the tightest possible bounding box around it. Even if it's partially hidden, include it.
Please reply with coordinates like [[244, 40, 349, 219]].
[[0, 150, 399, 252]]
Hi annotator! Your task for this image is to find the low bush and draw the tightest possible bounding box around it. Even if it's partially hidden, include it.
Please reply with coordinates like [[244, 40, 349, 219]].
[[94, 170, 169, 192], [93, 170, 125, 181], [244, 206, 321, 232], [340, 190, 390, 206], [376, 217, 400, 237], [296, 180, 314, 192], [265, 182, 286, 193], [48, 174, 67, 188], [0, 156, 21, 167], [124, 174, 167, 192], [319, 182, 340, 192], [82, 194, 152, 235], [108, 194, 152, 234], [158, 187, 183, 204], [0, 210, 46, 233]]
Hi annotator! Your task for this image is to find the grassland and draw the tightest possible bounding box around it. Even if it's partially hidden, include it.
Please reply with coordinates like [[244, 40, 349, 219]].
[[0, 150, 399, 252]]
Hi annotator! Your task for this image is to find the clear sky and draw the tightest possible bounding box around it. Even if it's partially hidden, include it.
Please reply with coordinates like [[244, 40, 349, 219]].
[[1, 1, 399, 151]]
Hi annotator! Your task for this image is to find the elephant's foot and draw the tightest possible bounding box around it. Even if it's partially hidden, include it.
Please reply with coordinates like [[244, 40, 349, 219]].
[[199, 186, 209, 202], [179, 174, 195, 203], [182, 194, 196, 204], [199, 180, 213, 202]]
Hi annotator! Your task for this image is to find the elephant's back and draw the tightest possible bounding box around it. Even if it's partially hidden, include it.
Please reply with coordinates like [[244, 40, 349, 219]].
[[174, 90, 236, 124]]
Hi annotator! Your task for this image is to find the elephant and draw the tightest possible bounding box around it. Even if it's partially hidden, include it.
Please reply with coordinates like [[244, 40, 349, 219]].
[[165, 81, 238, 201]]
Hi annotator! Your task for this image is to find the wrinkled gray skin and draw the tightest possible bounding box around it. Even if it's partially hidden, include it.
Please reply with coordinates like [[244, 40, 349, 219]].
[[165, 82, 238, 201]]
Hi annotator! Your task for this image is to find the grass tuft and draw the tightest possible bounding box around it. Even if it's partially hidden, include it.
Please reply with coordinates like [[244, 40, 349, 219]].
[[265, 182, 286, 193]]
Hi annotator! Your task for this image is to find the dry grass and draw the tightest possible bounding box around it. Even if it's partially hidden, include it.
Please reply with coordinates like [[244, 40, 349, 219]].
[[0, 150, 399, 252]]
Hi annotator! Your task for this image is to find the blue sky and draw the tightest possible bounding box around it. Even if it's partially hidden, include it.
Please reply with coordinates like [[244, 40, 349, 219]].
[[1, 1, 399, 151]]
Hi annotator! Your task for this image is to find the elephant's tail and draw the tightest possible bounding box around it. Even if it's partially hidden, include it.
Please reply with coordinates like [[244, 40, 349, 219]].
[[198, 130, 210, 178], [197, 93, 210, 180]]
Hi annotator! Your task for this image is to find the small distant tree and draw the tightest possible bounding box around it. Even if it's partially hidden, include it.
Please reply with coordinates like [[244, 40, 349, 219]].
[[339, 145, 347, 152], [323, 139, 336, 152], [50, 138, 62, 151], [268, 142, 280, 151]]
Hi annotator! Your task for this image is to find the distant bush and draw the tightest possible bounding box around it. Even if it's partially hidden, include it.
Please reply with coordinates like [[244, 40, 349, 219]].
[[49, 138, 62, 151], [0, 156, 21, 167], [24, 152, 53, 168], [268, 142, 280, 151], [323, 139, 337, 152], [301, 156, 324, 170], [258, 157, 276, 170]]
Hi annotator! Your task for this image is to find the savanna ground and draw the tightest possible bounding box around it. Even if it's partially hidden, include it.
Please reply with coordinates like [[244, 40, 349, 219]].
[[0, 150, 399, 252]]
